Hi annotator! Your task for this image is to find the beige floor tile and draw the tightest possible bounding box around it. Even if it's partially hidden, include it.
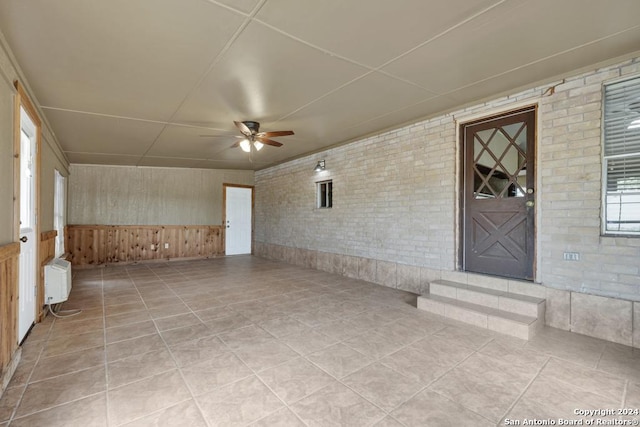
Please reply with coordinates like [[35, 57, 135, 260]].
[[29, 346, 105, 382], [524, 329, 606, 368], [250, 407, 305, 426], [160, 324, 214, 346], [626, 381, 640, 407], [43, 330, 105, 357], [16, 367, 105, 418], [344, 331, 407, 359], [49, 316, 104, 339], [105, 302, 148, 318], [429, 352, 537, 422], [597, 343, 640, 378], [312, 319, 369, 341], [107, 333, 167, 362], [392, 390, 493, 427], [184, 296, 225, 312], [280, 329, 338, 355], [259, 316, 309, 338], [9, 393, 107, 427], [290, 382, 385, 427], [432, 325, 495, 350], [120, 399, 207, 427], [106, 321, 158, 344], [196, 375, 284, 426], [105, 310, 151, 329], [307, 343, 374, 379], [233, 339, 299, 372], [107, 348, 176, 389], [217, 325, 275, 350], [5, 359, 37, 389], [506, 374, 621, 421], [0, 386, 23, 422], [257, 357, 335, 404], [108, 370, 191, 426], [205, 313, 254, 334], [154, 313, 203, 331], [343, 362, 424, 412], [148, 303, 191, 320], [169, 335, 229, 367], [540, 358, 626, 401], [181, 352, 253, 396], [193, 305, 235, 321]]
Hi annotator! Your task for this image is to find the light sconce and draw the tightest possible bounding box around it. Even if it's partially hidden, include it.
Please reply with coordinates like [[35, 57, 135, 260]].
[[314, 160, 325, 172]]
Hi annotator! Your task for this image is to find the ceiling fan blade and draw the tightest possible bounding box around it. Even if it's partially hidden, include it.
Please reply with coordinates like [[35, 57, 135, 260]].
[[256, 136, 283, 147], [256, 130, 294, 138], [234, 121, 252, 136], [230, 140, 242, 148]]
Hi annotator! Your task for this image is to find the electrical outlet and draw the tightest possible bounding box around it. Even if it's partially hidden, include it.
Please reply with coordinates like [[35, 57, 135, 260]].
[[150, 244, 155, 250], [563, 252, 580, 261], [164, 243, 169, 249]]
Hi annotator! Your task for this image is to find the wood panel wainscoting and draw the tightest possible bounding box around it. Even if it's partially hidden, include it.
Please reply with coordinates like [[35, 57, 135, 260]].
[[66, 225, 225, 267], [38, 230, 57, 320], [0, 242, 20, 395]]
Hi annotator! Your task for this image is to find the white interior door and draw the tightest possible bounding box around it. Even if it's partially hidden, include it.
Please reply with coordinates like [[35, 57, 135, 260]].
[[19, 106, 37, 343], [225, 186, 252, 255]]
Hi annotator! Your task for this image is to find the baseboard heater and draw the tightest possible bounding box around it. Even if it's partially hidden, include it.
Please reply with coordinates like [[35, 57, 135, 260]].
[[44, 258, 72, 304]]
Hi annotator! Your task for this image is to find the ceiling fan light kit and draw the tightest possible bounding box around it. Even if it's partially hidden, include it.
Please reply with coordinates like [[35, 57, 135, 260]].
[[229, 120, 294, 153]]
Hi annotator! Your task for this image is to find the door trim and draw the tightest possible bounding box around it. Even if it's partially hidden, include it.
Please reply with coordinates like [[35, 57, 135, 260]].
[[222, 183, 254, 255], [13, 81, 42, 326], [457, 104, 538, 281]]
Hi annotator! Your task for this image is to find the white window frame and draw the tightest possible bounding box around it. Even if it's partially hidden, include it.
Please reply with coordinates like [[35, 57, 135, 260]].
[[316, 180, 332, 209], [601, 74, 640, 236], [53, 169, 66, 256]]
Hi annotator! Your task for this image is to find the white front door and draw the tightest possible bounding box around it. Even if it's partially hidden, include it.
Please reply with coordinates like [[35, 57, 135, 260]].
[[225, 186, 252, 255], [18, 106, 37, 342]]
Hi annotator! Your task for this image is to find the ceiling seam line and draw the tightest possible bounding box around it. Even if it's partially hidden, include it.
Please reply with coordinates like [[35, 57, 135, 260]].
[[135, 0, 269, 166]]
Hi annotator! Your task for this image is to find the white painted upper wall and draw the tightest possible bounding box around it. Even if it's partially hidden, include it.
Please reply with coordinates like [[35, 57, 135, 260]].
[[255, 55, 640, 302], [68, 164, 254, 225]]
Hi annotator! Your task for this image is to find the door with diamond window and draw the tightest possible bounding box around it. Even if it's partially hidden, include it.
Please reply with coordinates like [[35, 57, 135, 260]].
[[462, 107, 536, 280]]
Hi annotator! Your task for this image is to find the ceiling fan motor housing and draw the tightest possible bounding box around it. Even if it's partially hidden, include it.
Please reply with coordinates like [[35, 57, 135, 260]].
[[243, 121, 260, 134]]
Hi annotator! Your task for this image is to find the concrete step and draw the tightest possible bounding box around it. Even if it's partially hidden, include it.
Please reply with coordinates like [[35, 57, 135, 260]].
[[417, 293, 542, 340], [430, 279, 545, 319]]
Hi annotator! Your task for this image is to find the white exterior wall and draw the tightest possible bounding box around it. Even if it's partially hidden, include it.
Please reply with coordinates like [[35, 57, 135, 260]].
[[255, 55, 640, 346]]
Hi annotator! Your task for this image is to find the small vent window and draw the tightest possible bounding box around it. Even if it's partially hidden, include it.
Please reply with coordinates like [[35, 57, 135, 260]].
[[317, 180, 332, 208]]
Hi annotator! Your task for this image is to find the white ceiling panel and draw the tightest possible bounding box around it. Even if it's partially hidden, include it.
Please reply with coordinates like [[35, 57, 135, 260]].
[[255, 0, 503, 67], [0, 0, 245, 120], [0, 0, 638, 170], [382, 0, 640, 94], [173, 21, 369, 127], [282, 72, 436, 141], [43, 109, 165, 156]]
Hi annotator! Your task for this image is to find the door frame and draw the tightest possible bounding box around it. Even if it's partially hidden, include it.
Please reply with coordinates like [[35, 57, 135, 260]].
[[13, 81, 42, 336], [455, 102, 540, 282], [222, 183, 254, 255]]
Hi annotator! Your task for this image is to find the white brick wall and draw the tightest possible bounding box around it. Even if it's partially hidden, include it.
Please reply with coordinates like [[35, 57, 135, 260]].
[[255, 56, 640, 302]]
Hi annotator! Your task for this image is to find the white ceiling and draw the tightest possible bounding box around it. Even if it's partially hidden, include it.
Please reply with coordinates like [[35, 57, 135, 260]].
[[1, 0, 639, 170]]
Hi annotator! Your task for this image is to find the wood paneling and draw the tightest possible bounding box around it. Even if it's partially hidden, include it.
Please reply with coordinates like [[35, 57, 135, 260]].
[[38, 230, 57, 320], [0, 242, 19, 375], [66, 225, 225, 266]]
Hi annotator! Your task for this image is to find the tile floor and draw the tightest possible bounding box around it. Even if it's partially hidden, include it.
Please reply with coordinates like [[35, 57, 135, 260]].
[[1, 256, 639, 426]]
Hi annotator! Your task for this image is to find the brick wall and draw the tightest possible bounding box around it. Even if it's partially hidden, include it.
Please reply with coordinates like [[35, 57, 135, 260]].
[[255, 56, 640, 303]]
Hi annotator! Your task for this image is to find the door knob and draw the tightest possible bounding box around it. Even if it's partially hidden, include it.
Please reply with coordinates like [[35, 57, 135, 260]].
[[525, 201, 534, 207], [20, 236, 28, 243]]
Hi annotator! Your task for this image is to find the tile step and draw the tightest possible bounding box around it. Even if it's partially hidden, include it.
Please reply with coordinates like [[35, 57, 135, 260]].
[[417, 294, 542, 340], [430, 279, 545, 318]]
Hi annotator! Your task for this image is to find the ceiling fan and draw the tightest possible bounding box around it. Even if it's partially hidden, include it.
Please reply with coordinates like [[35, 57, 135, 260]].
[[229, 121, 294, 152]]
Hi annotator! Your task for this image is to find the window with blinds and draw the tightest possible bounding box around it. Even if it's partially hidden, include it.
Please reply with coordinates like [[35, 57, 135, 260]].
[[603, 75, 640, 235]]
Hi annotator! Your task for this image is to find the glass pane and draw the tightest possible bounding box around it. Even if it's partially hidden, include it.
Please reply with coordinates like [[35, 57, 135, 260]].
[[20, 130, 33, 228]]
